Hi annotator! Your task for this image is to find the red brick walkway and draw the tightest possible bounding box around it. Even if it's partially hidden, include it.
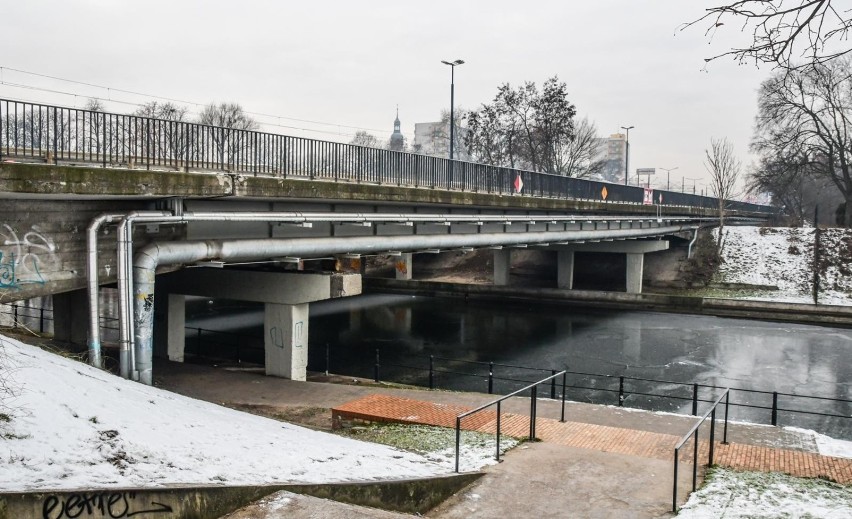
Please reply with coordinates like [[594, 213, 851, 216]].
[[332, 394, 852, 483]]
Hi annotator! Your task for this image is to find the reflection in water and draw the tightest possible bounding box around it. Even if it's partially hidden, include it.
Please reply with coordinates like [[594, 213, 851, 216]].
[[185, 293, 852, 439]]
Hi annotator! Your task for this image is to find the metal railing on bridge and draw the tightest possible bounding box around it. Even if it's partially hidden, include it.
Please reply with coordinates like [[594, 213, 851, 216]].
[[0, 98, 773, 215]]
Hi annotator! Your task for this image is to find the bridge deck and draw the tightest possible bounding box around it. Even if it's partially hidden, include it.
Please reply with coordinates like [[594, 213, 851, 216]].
[[332, 393, 852, 483]]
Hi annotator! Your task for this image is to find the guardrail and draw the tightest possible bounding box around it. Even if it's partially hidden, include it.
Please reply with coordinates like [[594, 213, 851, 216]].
[[0, 98, 774, 214], [672, 389, 730, 512], [454, 370, 567, 472]]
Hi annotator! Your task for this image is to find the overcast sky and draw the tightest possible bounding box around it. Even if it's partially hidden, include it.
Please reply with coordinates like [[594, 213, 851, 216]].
[[0, 0, 772, 194]]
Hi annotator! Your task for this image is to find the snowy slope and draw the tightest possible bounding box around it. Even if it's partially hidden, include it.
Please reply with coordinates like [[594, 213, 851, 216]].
[[715, 227, 852, 306], [0, 334, 448, 491]]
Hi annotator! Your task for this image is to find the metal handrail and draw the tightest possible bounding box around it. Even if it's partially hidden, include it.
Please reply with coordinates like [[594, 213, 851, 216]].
[[454, 370, 567, 472], [672, 389, 730, 513], [0, 97, 775, 215]]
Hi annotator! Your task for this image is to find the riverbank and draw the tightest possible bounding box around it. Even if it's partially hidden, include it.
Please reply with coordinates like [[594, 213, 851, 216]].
[[365, 278, 852, 327]]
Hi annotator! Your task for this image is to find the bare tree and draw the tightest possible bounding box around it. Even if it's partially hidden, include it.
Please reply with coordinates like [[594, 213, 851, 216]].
[[705, 137, 742, 245], [554, 117, 606, 178], [349, 130, 382, 148], [752, 58, 852, 226], [197, 102, 259, 168], [685, 1, 852, 68], [134, 101, 189, 162]]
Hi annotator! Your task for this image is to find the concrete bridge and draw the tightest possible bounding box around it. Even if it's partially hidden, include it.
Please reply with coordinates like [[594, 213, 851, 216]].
[[0, 98, 772, 385]]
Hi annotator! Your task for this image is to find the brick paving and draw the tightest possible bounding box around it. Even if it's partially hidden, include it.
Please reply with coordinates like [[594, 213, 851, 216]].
[[333, 393, 852, 484]]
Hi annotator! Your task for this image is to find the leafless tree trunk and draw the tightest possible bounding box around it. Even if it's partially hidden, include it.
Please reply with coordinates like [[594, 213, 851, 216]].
[[706, 137, 742, 246]]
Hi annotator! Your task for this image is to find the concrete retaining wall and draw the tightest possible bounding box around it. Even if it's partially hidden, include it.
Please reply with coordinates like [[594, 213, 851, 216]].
[[0, 473, 482, 519], [366, 278, 852, 327]]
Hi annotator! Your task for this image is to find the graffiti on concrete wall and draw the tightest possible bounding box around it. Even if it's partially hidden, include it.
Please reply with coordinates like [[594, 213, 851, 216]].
[[0, 224, 58, 289], [42, 491, 173, 518]]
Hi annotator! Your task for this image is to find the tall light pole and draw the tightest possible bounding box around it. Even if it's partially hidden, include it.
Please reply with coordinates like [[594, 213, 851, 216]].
[[660, 166, 678, 191], [442, 59, 464, 185], [620, 126, 634, 185]]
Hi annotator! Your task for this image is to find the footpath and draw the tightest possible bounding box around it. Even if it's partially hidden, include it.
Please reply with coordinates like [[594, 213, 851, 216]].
[[155, 360, 849, 519]]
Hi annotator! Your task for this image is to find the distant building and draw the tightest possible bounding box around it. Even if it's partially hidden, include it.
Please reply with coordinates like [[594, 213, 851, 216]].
[[389, 108, 405, 152], [597, 133, 627, 183]]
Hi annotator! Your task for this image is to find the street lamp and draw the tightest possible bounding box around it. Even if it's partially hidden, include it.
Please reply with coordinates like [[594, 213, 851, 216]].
[[442, 59, 464, 185], [620, 126, 634, 185], [660, 166, 678, 191]]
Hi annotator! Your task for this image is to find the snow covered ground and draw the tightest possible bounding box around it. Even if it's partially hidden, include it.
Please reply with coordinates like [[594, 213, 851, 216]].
[[0, 334, 459, 491], [715, 226, 852, 306], [677, 468, 852, 518]]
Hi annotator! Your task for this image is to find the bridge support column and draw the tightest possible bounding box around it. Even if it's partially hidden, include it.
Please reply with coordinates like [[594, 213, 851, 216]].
[[264, 302, 309, 381], [493, 249, 511, 286], [53, 289, 88, 345], [155, 269, 360, 381], [557, 250, 575, 289], [626, 253, 644, 294], [395, 253, 413, 280], [165, 294, 186, 362]]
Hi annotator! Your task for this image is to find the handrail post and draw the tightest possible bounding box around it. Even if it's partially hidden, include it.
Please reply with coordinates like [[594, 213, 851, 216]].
[[488, 362, 494, 394], [560, 371, 567, 423], [692, 430, 699, 491], [771, 391, 778, 426], [692, 383, 699, 415], [429, 355, 434, 389], [709, 408, 716, 466], [672, 448, 679, 513], [39, 307, 45, 334], [618, 376, 625, 406], [529, 385, 537, 440], [454, 417, 461, 473], [551, 369, 557, 399], [496, 401, 502, 462], [723, 390, 730, 444], [374, 348, 380, 383]]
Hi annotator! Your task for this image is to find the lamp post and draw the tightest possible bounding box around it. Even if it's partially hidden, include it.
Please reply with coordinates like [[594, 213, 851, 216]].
[[660, 166, 678, 191], [620, 126, 634, 185], [442, 59, 464, 186]]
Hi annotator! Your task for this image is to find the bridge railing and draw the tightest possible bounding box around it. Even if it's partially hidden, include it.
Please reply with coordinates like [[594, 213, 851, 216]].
[[0, 98, 773, 214]]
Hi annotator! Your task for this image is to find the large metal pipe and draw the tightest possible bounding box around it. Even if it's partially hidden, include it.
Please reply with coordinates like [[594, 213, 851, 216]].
[[130, 223, 699, 385], [86, 213, 123, 368]]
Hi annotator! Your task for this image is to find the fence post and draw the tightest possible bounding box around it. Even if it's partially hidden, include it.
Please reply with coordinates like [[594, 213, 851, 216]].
[[723, 391, 730, 444], [692, 431, 699, 491], [560, 371, 567, 422], [52, 106, 58, 163], [13, 304, 18, 328], [488, 362, 494, 394], [771, 391, 778, 426], [39, 307, 45, 334], [551, 370, 557, 400], [429, 355, 434, 390], [374, 348, 380, 383], [692, 383, 699, 415], [618, 376, 625, 406]]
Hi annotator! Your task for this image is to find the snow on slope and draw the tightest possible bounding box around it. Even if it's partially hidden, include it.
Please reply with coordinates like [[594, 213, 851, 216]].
[[0, 334, 447, 491], [715, 227, 852, 306]]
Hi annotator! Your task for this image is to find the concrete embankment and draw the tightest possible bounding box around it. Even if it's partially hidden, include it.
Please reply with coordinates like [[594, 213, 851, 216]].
[[366, 278, 852, 327]]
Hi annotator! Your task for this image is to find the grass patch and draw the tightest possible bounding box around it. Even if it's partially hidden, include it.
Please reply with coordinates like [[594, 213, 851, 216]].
[[339, 422, 520, 459], [677, 467, 852, 518]]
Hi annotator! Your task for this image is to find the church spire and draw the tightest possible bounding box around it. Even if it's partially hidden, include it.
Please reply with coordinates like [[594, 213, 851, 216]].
[[390, 105, 404, 151]]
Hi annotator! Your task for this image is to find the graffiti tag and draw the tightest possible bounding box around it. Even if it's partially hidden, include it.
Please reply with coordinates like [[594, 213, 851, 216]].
[[42, 491, 173, 519], [0, 224, 57, 289]]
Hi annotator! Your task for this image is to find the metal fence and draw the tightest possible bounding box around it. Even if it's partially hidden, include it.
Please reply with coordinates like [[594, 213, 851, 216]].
[[0, 98, 773, 214]]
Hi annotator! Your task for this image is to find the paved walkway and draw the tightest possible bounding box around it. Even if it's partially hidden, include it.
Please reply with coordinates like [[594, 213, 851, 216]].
[[152, 360, 848, 518], [333, 394, 852, 484]]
